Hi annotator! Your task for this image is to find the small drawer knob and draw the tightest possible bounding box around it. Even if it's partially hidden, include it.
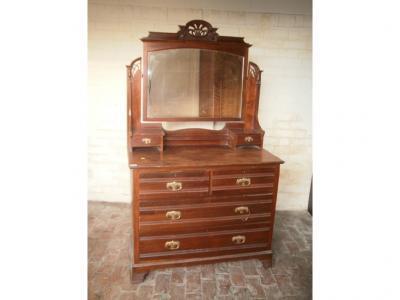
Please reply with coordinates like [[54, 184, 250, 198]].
[[236, 177, 251, 187], [166, 210, 181, 220], [244, 136, 253, 143], [232, 235, 246, 244], [166, 181, 183, 191], [141, 137, 151, 144], [165, 240, 180, 250]]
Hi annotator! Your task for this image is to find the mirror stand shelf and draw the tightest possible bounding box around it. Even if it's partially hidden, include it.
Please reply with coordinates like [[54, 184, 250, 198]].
[[126, 20, 284, 283]]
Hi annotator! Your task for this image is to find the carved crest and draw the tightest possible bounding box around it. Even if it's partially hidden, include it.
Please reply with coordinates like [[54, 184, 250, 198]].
[[249, 62, 262, 84], [127, 58, 141, 78], [177, 20, 219, 41]]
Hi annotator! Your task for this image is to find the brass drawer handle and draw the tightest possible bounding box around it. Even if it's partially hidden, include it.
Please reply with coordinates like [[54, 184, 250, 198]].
[[244, 136, 253, 143], [236, 177, 251, 186], [141, 137, 151, 144], [232, 235, 246, 244], [166, 210, 181, 220], [166, 181, 183, 191], [165, 240, 180, 250], [234, 206, 250, 221], [235, 206, 249, 215]]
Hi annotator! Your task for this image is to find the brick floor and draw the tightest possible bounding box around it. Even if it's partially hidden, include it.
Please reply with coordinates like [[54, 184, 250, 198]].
[[88, 202, 312, 299]]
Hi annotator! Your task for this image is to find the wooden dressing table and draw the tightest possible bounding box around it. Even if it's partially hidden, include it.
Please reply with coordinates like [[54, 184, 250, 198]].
[[126, 20, 284, 283]]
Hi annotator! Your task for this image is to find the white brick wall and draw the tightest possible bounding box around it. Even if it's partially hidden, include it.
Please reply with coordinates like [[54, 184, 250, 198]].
[[88, 0, 312, 210]]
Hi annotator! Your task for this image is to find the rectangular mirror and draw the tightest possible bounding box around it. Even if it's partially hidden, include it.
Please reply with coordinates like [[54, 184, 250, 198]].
[[146, 49, 244, 120]]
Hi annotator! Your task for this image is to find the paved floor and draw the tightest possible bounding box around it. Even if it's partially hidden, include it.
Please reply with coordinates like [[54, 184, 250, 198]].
[[88, 202, 312, 300]]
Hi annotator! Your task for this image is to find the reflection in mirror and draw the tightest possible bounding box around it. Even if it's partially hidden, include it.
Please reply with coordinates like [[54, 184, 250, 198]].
[[147, 49, 244, 119]]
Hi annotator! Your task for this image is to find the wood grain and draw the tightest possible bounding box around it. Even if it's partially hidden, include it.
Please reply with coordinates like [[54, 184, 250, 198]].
[[126, 20, 284, 281]]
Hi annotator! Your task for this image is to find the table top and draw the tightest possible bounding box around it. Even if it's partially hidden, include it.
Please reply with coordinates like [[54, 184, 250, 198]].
[[129, 146, 284, 169]]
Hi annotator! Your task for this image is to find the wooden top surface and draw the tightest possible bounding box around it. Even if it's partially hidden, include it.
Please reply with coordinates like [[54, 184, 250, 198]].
[[129, 146, 284, 169]]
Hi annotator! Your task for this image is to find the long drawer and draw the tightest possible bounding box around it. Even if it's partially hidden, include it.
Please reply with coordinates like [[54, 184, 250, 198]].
[[139, 214, 272, 236], [139, 192, 274, 208], [139, 199, 273, 222], [138, 193, 274, 235], [139, 227, 271, 260], [138, 169, 209, 199], [212, 166, 277, 195]]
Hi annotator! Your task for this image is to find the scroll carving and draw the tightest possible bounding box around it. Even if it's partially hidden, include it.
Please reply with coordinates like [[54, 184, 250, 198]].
[[177, 20, 219, 41], [249, 63, 261, 84], [128, 58, 141, 78]]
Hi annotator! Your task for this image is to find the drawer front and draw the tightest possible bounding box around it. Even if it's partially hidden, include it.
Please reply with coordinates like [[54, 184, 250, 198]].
[[139, 213, 272, 236], [139, 199, 273, 222], [139, 193, 274, 208], [139, 228, 271, 260], [212, 166, 277, 195], [236, 134, 262, 146], [132, 135, 162, 147], [138, 170, 210, 199], [138, 193, 274, 236]]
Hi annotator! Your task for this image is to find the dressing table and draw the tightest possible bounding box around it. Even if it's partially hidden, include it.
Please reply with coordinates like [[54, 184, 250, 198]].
[[126, 20, 284, 283]]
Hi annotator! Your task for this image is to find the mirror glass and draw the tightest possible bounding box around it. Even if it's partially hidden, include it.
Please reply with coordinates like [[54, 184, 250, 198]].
[[147, 49, 244, 119]]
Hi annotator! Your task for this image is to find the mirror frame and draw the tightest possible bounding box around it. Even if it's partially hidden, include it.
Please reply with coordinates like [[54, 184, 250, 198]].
[[127, 20, 265, 152], [141, 20, 251, 122]]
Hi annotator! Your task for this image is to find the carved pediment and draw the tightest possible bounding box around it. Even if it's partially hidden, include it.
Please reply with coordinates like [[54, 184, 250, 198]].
[[141, 19, 250, 45], [177, 20, 219, 41]]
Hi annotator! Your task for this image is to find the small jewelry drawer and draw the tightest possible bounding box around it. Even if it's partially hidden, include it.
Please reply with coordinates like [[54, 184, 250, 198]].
[[132, 135, 162, 147], [236, 133, 262, 146]]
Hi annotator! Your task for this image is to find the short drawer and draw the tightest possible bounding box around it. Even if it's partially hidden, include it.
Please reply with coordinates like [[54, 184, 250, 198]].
[[236, 133, 262, 146], [212, 166, 277, 195], [132, 135, 162, 147], [139, 227, 271, 260], [138, 170, 210, 199]]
